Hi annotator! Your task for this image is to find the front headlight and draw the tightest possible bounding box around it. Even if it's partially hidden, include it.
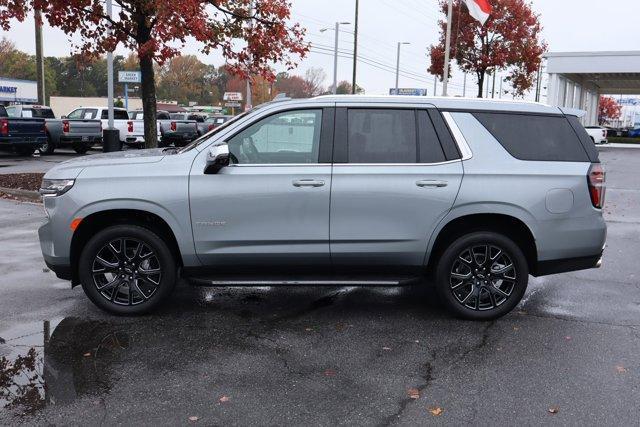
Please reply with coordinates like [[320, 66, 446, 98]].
[[39, 179, 75, 197]]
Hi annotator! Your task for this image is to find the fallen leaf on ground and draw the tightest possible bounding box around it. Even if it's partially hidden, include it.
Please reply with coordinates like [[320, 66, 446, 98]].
[[548, 406, 559, 414], [428, 406, 444, 416], [565, 336, 572, 341], [188, 416, 199, 422], [335, 323, 346, 332], [407, 388, 420, 399], [83, 352, 91, 357], [513, 326, 520, 331], [616, 365, 627, 373], [219, 395, 230, 403], [324, 369, 336, 376], [304, 327, 313, 332], [382, 346, 392, 351]]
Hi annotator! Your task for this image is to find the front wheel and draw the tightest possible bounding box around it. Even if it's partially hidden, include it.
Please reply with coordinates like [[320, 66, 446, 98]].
[[41, 137, 56, 154], [78, 225, 177, 315], [435, 231, 529, 321]]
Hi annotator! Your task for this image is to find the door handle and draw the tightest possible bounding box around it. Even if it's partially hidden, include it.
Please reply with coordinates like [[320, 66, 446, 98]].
[[293, 179, 325, 188], [416, 180, 448, 188]]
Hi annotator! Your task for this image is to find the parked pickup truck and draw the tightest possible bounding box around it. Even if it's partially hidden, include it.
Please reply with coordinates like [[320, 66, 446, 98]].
[[5, 105, 102, 154], [0, 105, 47, 156], [130, 110, 198, 147], [585, 126, 608, 145], [65, 106, 155, 148]]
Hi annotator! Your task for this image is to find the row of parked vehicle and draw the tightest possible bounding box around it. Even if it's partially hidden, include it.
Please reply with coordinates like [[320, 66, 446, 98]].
[[0, 104, 233, 156]]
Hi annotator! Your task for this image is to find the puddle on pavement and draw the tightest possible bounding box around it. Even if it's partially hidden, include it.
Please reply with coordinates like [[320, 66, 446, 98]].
[[1, 318, 129, 417]]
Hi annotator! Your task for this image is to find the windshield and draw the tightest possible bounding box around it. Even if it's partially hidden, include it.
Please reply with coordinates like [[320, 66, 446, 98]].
[[178, 112, 249, 153]]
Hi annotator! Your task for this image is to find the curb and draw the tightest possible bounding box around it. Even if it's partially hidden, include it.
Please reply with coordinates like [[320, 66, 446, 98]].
[[0, 186, 41, 201]]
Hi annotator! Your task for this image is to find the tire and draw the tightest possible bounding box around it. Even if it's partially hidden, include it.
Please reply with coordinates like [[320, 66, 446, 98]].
[[15, 147, 35, 156], [434, 231, 529, 321], [72, 141, 90, 154], [78, 225, 177, 315], [41, 136, 56, 155]]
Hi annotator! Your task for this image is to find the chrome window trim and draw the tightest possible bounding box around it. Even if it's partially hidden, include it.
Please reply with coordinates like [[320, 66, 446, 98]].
[[333, 160, 461, 167], [229, 163, 331, 167], [442, 111, 473, 161]]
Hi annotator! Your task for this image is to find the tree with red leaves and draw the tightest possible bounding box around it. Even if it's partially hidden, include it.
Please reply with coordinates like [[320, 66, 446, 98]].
[[428, 0, 546, 98], [598, 96, 622, 126], [0, 0, 307, 147]]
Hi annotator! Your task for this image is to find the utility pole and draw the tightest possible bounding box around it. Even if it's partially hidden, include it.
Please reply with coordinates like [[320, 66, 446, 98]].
[[433, 77, 437, 97], [535, 63, 543, 102], [491, 71, 497, 98], [106, 0, 114, 130], [34, 9, 45, 105], [246, 0, 254, 110], [395, 42, 410, 90], [441, 0, 454, 96], [351, 0, 359, 94]]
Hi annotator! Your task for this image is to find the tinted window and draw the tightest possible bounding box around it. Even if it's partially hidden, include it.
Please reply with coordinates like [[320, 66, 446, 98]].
[[157, 112, 171, 120], [228, 109, 322, 164], [418, 110, 446, 163], [473, 113, 590, 162], [567, 116, 600, 162], [84, 109, 98, 119], [26, 108, 55, 118], [347, 109, 417, 163], [4, 106, 16, 117], [170, 113, 186, 120], [101, 109, 129, 120]]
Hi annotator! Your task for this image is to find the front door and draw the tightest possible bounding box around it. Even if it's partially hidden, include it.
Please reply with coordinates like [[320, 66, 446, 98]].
[[190, 108, 334, 268], [330, 107, 463, 268]]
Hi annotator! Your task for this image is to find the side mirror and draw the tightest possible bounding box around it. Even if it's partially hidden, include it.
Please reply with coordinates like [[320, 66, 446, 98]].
[[204, 143, 230, 174]]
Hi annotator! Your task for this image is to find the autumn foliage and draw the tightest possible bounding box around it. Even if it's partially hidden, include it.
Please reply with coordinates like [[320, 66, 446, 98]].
[[598, 96, 622, 125], [0, 0, 308, 147], [428, 0, 546, 97]]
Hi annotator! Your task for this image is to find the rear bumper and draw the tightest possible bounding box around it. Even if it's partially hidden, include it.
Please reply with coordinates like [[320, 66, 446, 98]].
[[533, 252, 603, 276], [0, 136, 46, 148], [60, 135, 102, 145]]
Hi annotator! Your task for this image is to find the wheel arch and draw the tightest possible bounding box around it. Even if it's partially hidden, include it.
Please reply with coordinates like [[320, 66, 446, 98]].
[[70, 209, 184, 286], [426, 211, 538, 274]]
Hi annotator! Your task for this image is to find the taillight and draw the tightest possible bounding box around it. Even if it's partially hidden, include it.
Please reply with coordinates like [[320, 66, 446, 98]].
[[127, 121, 134, 133], [588, 163, 606, 209], [170, 121, 177, 132], [208, 124, 215, 131], [0, 118, 8, 135], [602, 130, 606, 138], [62, 120, 70, 133]]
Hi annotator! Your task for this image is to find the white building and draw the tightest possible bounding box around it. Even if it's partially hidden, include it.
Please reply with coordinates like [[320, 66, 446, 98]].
[[545, 51, 640, 126], [0, 77, 38, 105]]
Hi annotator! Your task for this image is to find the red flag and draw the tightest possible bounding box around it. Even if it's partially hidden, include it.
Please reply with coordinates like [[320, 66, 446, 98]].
[[463, 0, 492, 25]]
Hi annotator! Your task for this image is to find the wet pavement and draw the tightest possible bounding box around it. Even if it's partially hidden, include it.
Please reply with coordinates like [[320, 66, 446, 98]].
[[1, 148, 639, 425]]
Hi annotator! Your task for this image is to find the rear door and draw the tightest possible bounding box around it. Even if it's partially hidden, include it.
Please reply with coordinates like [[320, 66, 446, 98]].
[[330, 106, 463, 268]]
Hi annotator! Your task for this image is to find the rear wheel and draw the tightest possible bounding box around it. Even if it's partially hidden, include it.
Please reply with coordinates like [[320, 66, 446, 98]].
[[41, 136, 56, 154], [72, 141, 90, 154], [435, 231, 529, 320], [79, 225, 177, 315]]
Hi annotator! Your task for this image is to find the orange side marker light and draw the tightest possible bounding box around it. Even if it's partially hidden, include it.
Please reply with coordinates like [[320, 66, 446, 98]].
[[70, 218, 83, 231]]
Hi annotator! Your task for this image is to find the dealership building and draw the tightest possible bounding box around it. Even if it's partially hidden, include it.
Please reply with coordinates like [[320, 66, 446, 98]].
[[0, 77, 38, 106], [546, 51, 640, 126]]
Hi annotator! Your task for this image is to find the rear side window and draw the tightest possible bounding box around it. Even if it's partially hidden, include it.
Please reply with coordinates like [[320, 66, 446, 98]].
[[26, 108, 55, 118], [417, 110, 446, 163], [101, 109, 129, 120], [566, 116, 600, 162], [473, 113, 590, 162], [348, 109, 416, 163]]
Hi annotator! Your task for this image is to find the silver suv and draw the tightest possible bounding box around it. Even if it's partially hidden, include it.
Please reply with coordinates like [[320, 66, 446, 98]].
[[38, 96, 607, 320]]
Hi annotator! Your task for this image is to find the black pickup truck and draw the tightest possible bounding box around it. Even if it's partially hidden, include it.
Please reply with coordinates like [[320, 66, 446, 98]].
[[0, 105, 47, 156]]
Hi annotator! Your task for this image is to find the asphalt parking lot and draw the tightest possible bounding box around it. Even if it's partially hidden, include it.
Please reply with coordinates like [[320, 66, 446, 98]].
[[0, 147, 639, 425]]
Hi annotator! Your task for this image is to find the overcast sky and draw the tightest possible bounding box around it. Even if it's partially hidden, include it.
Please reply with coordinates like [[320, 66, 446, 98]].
[[1, 0, 639, 99]]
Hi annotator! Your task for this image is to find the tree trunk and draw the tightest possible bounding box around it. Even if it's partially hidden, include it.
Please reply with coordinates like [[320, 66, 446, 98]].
[[140, 55, 158, 148], [477, 71, 485, 98]]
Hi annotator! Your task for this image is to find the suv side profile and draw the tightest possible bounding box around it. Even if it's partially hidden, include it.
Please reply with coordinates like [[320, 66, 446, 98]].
[[38, 96, 607, 320]]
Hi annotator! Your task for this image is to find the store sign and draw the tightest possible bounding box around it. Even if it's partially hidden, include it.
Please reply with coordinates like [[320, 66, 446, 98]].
[[619, 98, 640, 106], [389, 88, 428, 96], [225, 101, 241, 108], [0, 86, 17, 94], [223, 92, 243, 102], [118, 71, 141, 83]]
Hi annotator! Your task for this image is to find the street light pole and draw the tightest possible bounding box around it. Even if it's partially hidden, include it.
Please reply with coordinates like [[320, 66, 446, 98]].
[[442, 0, 454, 96], [246, 0, 254, 109], [322, 22, 350, 94], [34, 8, 45, 105], [106, 0, 114, 130], [395, 42, 410, 90]]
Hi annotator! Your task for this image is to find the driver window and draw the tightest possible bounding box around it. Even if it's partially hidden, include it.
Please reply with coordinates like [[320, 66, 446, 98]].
[[228, 109, 322, 164]]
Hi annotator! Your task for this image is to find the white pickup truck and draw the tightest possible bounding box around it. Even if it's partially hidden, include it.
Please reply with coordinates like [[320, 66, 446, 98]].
[[65, 106, 159, 148], [584, 126, 608, 145]]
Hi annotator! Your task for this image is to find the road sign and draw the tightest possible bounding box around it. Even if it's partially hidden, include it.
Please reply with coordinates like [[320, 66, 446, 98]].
[[118, 71, 141, 83], [225, 101, 241, 108], [223, 92, 243, 102], [389, 88, 428, 96]]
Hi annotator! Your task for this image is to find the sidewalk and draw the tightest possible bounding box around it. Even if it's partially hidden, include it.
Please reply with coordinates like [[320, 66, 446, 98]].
[[598, 143, 640, 149]]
